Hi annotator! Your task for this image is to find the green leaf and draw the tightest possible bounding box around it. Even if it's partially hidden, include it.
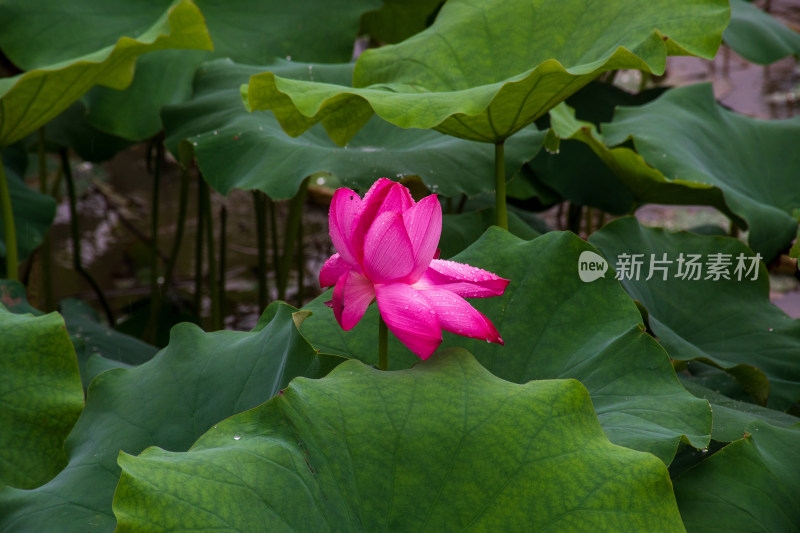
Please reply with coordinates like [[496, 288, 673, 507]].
[[0, 303, 343, 532], [0, 164, 55, 264], [673, 421, 800, 533], [725, 0, 800, 64], [680, 378, 799, 443], [439, 208, 540, 259], [0, 306, 84, 489], [590, 217, 800, 410], [245, 0, 729, 145], [525, 82, 668, 214], [301, 228, 711, 462], [546, 100, 739, 222], [603, 83, 800, 261], [0, 0, 213, 146], [0, 0, 381, 141], [59, 299, 158, 388], [163, 59, 544, 199], [113, 350, 685, 532], [359, 0, 443, 44], [33, 101, 133, 162]]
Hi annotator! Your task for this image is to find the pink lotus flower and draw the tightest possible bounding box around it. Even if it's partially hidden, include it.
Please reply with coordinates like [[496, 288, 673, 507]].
[[320, 178, 509, 360]]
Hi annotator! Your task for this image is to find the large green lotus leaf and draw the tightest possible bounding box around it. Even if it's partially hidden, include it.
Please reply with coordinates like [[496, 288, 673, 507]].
[[725, 0, 800, 64], [439, 208, 540, 259], [0, 303, 343, 532], [359, 0, 443, 44], [680, 378, 799, 443], [113, 350, 684, 532], [603, 83, 800, 261], [674, 421, 800, 533], [0, 306, 84, 490], [82, 49, 210, 141], [0, 164, 55, 267], [31, 102, 133, 162], [0, 0, 212, 147], [524, 83, 669, 214], [244, 0, 728, 145], [0, 0, 382, 141], [163, 59, 545, 199], [301, 228, 711, 462], [590, 217, 800, 410], [546, 100, 741, 223], [59, 299, 158, 388]]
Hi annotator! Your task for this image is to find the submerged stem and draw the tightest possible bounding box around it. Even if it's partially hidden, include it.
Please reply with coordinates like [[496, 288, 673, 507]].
[[0, 154, 19, 281], [494, 142, 508, 230], [378, 314, 388, 371]]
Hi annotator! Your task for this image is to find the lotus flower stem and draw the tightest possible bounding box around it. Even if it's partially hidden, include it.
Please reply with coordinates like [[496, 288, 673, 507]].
[[296, 215, 304, 307], [60, 149, 114, 325], [252, 190, 268, 311], [378, 315, 388, 371], [218, 204, 227, 322], [0, 153, 18, 281], [494, 142, 508, 230], [194, 173, 205, 315], [37, 128, 53, 310], [144, 138, 164, 343], [277, 177, 309, 301], [163, 153, 191, 290], [268, 195, 279, 297]]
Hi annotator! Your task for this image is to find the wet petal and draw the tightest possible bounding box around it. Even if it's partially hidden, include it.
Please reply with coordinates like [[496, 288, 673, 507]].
[[352, 178, 414, 256], [403, 194, 442, 282], [340, 271, 375, 330], [375, 283, 442, 359], [420, 288, 503, 344], [329, 270, 375, 331], [417, 259, 509, 298], [363, 211, 415, 283], [319, 253, 351, 288], [329, 188, 362, 265]]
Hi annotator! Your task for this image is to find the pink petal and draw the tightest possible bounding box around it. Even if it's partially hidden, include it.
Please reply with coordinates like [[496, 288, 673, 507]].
[[329, 188, 362, 265], [340, 271, 376, 330], [329, 270, 375, 330], [419, 288, 503, 345], [351, 179, 414, 257], [416, 259, 510, 298], [319, 253, 352, 288], [403, 194, 442, 282], [375, 283, 442, 359], [362, 211, 415, 283]]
